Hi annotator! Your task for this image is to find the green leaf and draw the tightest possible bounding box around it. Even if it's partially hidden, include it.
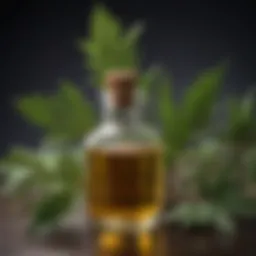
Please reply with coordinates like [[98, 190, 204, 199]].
[[156, 71, 190, 158], [15, 81, 96, 141], [0, 147, 48, 180], [158, 74, 174, 129], [0, 146, 37, 167], [16, 96, 52, 128], [140, 66, 162, 91], [157, 63, 227, 165], [89, 4, 122, 42], [0, 144, 79, 196], [123, 22, 144, 69], [163, 63, 227, 159], [226, 92, 256, 143], [50, 80, 96, 140], [221, 193, 256, 217], [192, 144, 239, 202], [79, 4, 144, 86], [0, 146, 61, 196], [228, 97, 242, 126], [0, 146, 81, 233], [30, 190, 73, 232], [1, 166, 32, 196], [57, 153, 83, 190], [181, 63, 227, 133], [244, 148, 256, 182], [124, 22, 144, 47], [157, 72, 176, 163], [168, 202, 234, 234]]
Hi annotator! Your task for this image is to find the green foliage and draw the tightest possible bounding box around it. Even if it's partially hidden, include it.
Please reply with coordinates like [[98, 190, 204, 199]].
[[157, 71, 175, 164], [181, 63, 227, 132], [224, 90, 256, 143], [16, 80, 96, 141], [244, 147, 256, 182], [1, 147, 49, 196], [177, 140, 256, 219], [30, 189, 73, 233], [195, 161, 240, 205], [185, 92, 256, 218], [0, 142, 84, 232], [158, 63, 227, 165], [167, 202, 235, 234], [1, 143, 83, 195], [176, 141, 235, 201], [78, 4, 144, 85], [139, 66, 164, 92], [215, 91, 256, 217], [219, 191, 256, 218], [195, 143, 237, 202], [57, 152, 84, 190]]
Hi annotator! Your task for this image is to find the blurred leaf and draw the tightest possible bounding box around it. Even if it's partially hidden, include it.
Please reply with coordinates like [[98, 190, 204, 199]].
[[1, 166, 32, 196], [159, 82, 174, 123], [57, 153, 83, 190], [16, 95, 52, 128], [124, 22, 144, 47], [157, 63, 227, 167], [236, 198, 256, 217], [78, 4, 144, 85], [220, 193, 256, 217], [39, 137, 72, 149], [181, 63, 227, 134], [226, 91, 256, 143], [89, 4, 122, 42], [157, 72, 176, 163], [168, 202, 234, 234], [0, 147, 47, 179], [122, 22, 144, 69], [16, 81, 96, 141], [0, 146, 60, 196], [244, 148, 256, 182], [30, 190, 73, 232], [36, 149, 62, 172], [0, 144, 80, 196], [49, 80, 96, 139], [198, 172, 238, 204], [0, 146, 37, 167], [177, 141, 243, 206], [1, 144, 83, 232], [193, 143, 239, 202], [139, 66, 161, 91]]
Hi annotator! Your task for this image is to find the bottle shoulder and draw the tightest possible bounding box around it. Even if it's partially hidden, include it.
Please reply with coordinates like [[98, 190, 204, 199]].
[[84, 122, 162, 149]]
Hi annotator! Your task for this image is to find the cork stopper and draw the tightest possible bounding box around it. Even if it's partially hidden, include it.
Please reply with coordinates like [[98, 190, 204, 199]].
[[104, 69, 138, 108]]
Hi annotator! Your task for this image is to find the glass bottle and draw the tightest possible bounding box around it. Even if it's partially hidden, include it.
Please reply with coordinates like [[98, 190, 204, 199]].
[[84, 69, 165, 233]]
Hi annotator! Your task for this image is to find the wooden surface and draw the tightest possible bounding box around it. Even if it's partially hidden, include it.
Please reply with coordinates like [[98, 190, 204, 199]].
[[0, 196, 94, 256], [0, 196, 256, 256]]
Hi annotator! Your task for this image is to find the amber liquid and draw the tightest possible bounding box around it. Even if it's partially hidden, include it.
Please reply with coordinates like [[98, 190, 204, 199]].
[[86, 145, 164, 225]]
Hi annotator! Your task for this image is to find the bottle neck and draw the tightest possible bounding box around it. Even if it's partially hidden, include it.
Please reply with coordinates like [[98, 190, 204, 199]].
[[100, 90, 143, 126], [103, 107, 140, 125]]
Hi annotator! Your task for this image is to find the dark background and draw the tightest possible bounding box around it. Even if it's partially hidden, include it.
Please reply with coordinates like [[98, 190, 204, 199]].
[[1, 0, 255, 154]]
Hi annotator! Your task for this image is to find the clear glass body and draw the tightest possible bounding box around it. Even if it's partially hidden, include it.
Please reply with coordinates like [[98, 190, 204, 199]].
[[84, 91, 165, 232]]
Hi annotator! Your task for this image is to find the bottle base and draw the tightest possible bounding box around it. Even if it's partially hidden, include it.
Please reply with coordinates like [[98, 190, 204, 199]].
[[96, 215, 160, 233]]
